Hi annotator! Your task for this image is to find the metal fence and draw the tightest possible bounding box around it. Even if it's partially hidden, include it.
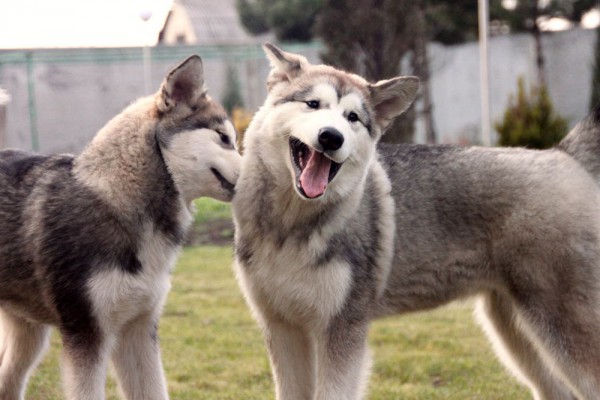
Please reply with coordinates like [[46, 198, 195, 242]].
[[0, 43, 321, 153], [0, 28, 596, 153]]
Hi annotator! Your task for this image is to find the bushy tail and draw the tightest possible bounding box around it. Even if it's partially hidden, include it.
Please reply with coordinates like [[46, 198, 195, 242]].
[[557, 105, 600, 183]]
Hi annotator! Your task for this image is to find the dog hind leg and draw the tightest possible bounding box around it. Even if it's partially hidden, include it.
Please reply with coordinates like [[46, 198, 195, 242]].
[[520, 300, 600, 400], [0, 308, 50, 400], [111, 313, 168, 400], [475, 291, 576, 400]]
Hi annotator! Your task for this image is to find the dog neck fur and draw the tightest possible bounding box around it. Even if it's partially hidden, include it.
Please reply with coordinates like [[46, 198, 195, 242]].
[[73, 55, 209, 219], [74, 97, 168, 214]]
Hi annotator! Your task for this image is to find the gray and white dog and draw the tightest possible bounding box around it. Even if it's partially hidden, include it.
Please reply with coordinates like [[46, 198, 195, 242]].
[[233, 43, 600, 400], [0, 55, 240, 400]]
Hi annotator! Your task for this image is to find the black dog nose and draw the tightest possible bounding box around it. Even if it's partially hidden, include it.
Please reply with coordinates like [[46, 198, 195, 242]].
[[318, 127, 344, 151]]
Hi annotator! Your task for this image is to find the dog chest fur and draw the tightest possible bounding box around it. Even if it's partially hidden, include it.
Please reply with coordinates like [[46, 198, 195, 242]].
[[236, 253, 352, 325], [234, 158, 395, 325], [87, 223, 187, 332]]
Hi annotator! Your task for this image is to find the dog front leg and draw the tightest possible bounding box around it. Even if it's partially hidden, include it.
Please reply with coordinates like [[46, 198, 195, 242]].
[[0, 309, 50, 400], [111, 314, 168, 400], [313, 319, 371, 400], [61, 330, 113, 400], [264, 317, 315, 400]]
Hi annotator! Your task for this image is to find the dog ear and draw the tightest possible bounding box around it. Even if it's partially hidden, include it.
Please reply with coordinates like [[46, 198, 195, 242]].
[[369, 76, 420, 132], [263, 43, 309, 88], [157, 55, 206, 113]]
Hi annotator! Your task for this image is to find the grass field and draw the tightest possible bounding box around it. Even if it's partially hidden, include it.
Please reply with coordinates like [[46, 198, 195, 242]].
[[27, 246, 530, 400]]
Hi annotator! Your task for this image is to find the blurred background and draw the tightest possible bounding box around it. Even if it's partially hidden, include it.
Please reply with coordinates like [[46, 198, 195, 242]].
[[0, 0, 598, 154]]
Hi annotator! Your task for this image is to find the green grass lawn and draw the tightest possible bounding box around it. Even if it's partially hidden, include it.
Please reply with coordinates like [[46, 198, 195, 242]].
[[186, 199, 234, 246], [192, 198, 232, 225], [27, 246, 529, 399]]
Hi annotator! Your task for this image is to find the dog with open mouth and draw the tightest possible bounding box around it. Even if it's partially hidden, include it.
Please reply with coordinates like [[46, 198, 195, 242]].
[[233, 43, 600, 400], [289, 133, 343, 199]]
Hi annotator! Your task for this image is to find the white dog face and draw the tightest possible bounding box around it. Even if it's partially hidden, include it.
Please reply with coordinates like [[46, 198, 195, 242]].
[[268, 79, 377, 200], [251, 44, 419, 201], [155, 56, 241, 203], [161, 119, 239, 203]]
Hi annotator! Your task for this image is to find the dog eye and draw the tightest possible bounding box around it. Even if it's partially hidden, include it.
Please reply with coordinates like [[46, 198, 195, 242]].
[[347, 112, 359, 123], [306, 100, 320, 109], [218, 132, 230, 145]]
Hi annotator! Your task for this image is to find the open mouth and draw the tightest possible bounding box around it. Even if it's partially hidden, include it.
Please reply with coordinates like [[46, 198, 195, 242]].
[[289, 137, 342, 199], [210, 167, 235, 194]]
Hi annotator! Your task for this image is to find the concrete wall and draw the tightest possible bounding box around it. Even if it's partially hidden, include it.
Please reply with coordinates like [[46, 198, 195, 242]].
[[421, 28, 596, 144], [0, 28, 596, 154]]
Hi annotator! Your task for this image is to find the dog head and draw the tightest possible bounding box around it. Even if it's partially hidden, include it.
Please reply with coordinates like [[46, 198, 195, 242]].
[[155, 55, 241, 203], [249, 43, 419, 201]]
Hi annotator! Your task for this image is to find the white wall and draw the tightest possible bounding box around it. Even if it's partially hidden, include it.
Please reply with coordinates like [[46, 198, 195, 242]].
[[420, 28, 596, 144]]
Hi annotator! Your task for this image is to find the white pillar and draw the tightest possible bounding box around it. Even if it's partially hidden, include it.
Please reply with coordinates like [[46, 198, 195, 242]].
[[478, 0, 492, 146]]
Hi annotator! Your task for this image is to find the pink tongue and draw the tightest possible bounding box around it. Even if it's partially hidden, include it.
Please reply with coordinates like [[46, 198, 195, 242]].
[[299, 149, 331, 198]]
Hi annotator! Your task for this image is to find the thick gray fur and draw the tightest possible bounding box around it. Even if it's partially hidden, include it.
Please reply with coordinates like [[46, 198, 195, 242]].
[[233, 43, 600, 400], [558, 106, 600, 182], [0, 55, 240, 400]]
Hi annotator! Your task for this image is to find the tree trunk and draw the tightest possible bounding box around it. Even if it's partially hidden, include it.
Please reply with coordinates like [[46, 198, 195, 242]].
[[379, 0, 417, 144], [317, 0, 421, 143], [382, 104, 417, 143], [412, 0, 436, 144], [529, 2, 546, 88]]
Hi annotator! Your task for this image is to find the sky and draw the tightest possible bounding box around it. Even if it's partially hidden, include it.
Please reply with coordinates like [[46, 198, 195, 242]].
[[0, 0, 598, 50], [0, 0, 173, 49]]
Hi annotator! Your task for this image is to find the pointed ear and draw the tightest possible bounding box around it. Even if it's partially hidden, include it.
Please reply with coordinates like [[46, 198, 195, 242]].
[[369, 76, 420, 131], [263, 42, 309, 88], [157, 55, 206, 113]]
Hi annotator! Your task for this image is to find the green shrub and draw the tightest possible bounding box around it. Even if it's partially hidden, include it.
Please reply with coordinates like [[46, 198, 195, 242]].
[[222, 64, 244, 114], [495, 78, 568, 149]]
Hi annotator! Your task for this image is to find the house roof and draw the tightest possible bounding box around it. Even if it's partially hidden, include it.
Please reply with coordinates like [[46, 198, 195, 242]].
[[175, 0, 270, 45]]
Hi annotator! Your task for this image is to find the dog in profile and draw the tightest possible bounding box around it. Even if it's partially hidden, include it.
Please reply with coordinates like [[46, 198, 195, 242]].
[[0, 55, 240, 400], [233, 43, 600, 400]]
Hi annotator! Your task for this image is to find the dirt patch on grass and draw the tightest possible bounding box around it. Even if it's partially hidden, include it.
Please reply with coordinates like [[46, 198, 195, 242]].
[[185, 218, 235, 246]]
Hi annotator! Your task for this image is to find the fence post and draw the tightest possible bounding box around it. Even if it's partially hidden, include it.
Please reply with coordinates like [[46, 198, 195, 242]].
[[0, 88, 9, 150], [26, 51, 39, 151]]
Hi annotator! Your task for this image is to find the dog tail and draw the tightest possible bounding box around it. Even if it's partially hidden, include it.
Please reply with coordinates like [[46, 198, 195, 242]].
[[557, 104, 600, 183]]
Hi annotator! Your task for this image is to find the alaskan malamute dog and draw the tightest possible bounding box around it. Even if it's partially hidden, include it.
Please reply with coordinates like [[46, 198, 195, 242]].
[[0, 55, 240, 400], [233, 43, 600, 400]]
